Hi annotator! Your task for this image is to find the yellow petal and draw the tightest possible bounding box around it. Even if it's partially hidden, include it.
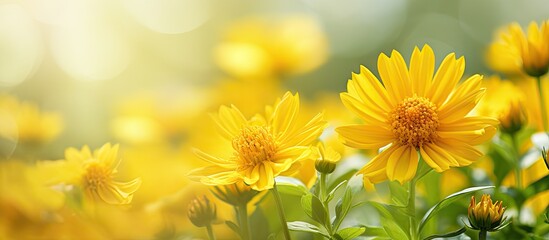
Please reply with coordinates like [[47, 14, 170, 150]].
[[336, 124, 393, 149], [410, 45, 435, 96], [387, 146, 418, 184], [420, 143, 457, 172], [340, 93, 388, 125], [377, 50, 411, 102], [193, 148, 236, 168], [271, 92, 299, 139], [211, 104, 248, 140], [428, 54, 464, 106]]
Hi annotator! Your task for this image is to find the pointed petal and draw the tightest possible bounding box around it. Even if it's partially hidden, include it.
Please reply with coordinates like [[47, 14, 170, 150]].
[[428, 54, 465, 106], [336, 124, 393, 149], [211, 105, 248, 140], [271, 92, 299, 139], [410, 45, 435, 96], [378, 51, 411, 102], [420, 143, 458, 172], [386, 145, 418, 183], [193, 148, 236, 168], [340, 93, 388, 125], [438, 75, 485, 123], [357, 144, 400, 184]]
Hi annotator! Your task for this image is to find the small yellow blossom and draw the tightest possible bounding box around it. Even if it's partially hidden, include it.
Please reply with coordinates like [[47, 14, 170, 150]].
[[190, 92, 327, 191], [467, 194, 508, 231], [64, 143, 142, 205], [487, 20, 549, 77]]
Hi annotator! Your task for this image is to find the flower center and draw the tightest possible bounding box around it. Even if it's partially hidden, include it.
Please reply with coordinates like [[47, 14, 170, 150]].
[[233, 125, 276, 167], [83, 162, 111, 191], [389, 96, 439, 148]]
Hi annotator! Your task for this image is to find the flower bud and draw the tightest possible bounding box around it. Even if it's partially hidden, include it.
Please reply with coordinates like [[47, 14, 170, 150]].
[[499, 99, 526, 134], [187, 195, 216, 227], [467, 194, 508, 232], [314, 142, 341, 174]]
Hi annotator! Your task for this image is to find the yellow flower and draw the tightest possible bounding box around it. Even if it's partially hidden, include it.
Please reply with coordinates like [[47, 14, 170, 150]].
[[64, 143, 142, 205], [475, 76, 527, 133], [467, 194, 507, 231], [336, 45, 498, 184], [487, 20, 549, 77], [0, 95, 62, 144], [190, 92, 326, 191], [315, 142, 341, 174], [215, 15, 328, 78]]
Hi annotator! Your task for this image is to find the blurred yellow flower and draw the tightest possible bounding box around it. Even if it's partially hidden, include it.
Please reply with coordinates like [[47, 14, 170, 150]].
[[336, 45, 498, 184], [487, 20, 549, 77], [467, 194, 507, 231], [215, 15, 328, 78], [190, 92, 326, 191], [64, 143, 142, 205], [475, 76, 527, 133], [0, 95, 62, 144]]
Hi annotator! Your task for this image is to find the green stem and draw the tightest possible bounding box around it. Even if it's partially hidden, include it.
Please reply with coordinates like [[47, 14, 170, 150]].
[[408, 178, 418, 240], [510, 133, 523, 190], [478, 230, 487, 240], [536, 76, 548, 132], [272, 182, 292, 240], [206, 224, 216, 240], [319, 172, 333, 234], [237, 203, 251, 240]]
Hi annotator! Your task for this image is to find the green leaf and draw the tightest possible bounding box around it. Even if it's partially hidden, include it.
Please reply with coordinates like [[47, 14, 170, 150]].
[[524, 175, 549, 199], [333, 187, 353, 231], [287, 221, 329, 238], [275, 176, 308, 196], [489, 139, 514, 186], [389, 181, 408, 206], [225, 220, 241, 237], [422, 227, 466, 240], [301, 194, 313, 219], [418, 185, 494, 233], [361, 226, 388, 237], [369, 202, 410, 240], [311, 194, 327, 224], [327, 180, 347, 203], [334, 226, 366, 240]]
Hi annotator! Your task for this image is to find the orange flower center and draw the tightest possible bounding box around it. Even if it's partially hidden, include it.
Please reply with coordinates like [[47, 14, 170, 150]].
[[389, 96, 439, 148], [233, 126, 276, 167], [83, 162, 111, 191]]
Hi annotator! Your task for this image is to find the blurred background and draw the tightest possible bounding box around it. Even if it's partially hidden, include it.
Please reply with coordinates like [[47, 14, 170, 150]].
[[1, 0, 548, 155], [1, 0, 549, 239]]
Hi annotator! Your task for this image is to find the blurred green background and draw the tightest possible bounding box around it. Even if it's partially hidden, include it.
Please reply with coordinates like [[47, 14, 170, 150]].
[[1, 0, 548, 157]]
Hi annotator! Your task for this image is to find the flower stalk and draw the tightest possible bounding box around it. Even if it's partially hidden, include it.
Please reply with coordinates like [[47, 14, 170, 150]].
[[408, 177, 418, 240], [237, 203, 251, 240], [537, 76, 548, 132], [272, 182, 292, 240]]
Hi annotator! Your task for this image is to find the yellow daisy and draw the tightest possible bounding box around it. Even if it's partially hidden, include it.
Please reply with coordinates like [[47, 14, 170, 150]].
[[336, 45, 498, 184], [64, 143, 142, 205], [487, 20, 549, 77], [190, 92, 326, 191]]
